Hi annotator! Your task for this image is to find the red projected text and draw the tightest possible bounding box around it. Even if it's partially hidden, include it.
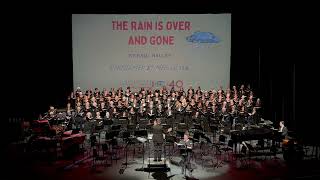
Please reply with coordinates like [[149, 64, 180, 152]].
[[112, 20, 192, 45]]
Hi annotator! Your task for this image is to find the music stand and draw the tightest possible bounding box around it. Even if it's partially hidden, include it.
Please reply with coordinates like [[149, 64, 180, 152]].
[[134, 130, 148, 137], [133, 129, 148, 166], [193, 124, 203, 132], [104, 119, 113, 125], [162, 124, 171, 131], [127, 124, 136, 135], [176, 131, 185, 139], [178, 123, 187, 129], [146, 124, 153, 133], [138, 119, 149, 129], [177, 144, 192, 176], [118, 119, 128, 129], [210, 125, 219, 140], [111, 125, 121, 131]]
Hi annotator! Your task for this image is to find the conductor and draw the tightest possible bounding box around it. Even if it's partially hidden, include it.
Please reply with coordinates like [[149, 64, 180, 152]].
[[152, 118, 172, 161]]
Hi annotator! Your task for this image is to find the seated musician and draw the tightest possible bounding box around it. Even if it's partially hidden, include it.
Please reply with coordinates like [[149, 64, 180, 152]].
[[248, 107, 259, 124], [255, 98, 262, 108], [278, 121, 288, 138], [175, 131, 192, 173], [176, 131, 192, 149], [66, 103, 73, 116], [48, 105, 57, 119], [152, 118, 172, 161]]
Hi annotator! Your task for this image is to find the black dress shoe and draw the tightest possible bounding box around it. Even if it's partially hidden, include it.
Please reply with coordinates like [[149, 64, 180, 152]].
[[157, 159, 162, 161], [153, 159, 158, 162]]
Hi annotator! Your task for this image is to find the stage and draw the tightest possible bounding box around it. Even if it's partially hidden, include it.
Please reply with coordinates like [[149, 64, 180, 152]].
[[5, 132, 304, 180]]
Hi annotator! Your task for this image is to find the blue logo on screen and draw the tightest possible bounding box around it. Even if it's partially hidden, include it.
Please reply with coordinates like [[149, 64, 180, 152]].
[[186, 31, 220, 44]]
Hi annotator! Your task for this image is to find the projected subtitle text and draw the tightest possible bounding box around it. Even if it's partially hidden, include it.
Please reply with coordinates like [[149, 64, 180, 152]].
[[109, 64, 189, 72]]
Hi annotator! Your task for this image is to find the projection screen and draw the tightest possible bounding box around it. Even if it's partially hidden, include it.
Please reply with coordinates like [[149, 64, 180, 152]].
[[72, 14, 231, 91]]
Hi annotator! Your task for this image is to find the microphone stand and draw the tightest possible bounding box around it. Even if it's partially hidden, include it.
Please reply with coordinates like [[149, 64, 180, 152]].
[[119, 137, 131, 174]]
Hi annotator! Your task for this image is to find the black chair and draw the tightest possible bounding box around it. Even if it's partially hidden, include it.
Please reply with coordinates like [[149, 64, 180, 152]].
[[164, 135, 176, 157], [92, 148, 108, 169], [218, 135, 226, 146], [244, 142, 256, 167], [127, 124, 136, 135], [111, 138, 122, 163], [201, 147, 216, 169], [101, 143, 113, 166], [236, 145, 249, 168], [221, 139, 234, 162], [89, 134, 97, 155]]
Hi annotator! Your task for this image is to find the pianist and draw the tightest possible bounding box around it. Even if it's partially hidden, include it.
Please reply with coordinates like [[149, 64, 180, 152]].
[[279, 121, 288, 137]]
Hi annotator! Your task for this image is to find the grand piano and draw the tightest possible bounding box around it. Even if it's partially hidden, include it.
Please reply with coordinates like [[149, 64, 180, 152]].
[[230, 126, 280, 153], [230, 127, 274, 142]]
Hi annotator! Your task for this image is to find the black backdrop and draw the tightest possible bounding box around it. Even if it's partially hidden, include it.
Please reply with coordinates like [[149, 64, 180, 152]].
[[7, 6, 298, 140]]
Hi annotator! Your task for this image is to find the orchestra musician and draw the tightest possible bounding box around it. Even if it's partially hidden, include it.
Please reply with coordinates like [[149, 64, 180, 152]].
[[175, 131, 192, 174], [66, 103, 73, 116], [152, 118, 172, 161], [48, 105, 57, 119]]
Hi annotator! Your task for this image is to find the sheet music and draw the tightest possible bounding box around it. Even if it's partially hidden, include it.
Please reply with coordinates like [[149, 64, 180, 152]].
[[148, 134, 153, 140]]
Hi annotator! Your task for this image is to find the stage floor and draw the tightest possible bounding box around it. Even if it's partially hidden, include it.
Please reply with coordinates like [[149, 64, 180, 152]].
[[5, 141, 301, 180]]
